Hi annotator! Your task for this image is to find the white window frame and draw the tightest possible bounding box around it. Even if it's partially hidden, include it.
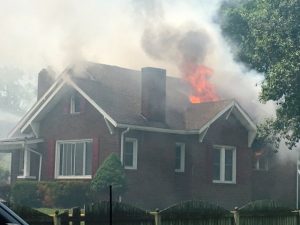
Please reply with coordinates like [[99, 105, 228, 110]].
[[17, 148, 36, 179], [55, 139, 92, 179], [70, 94, 80, 114], [123, 138, 138, 170], [213, 145, 236, 184], [175, 143, 185, 173]]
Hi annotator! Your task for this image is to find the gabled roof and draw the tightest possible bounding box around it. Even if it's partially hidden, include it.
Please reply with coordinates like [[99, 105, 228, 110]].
[[68, 62, 190, 129], [185, 99, 234, 130], [7, 62, 257, 146]]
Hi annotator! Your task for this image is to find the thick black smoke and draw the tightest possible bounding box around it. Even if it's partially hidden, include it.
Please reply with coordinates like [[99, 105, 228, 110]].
[[133, 0, 212, 73], [141, 25, 212, 73]]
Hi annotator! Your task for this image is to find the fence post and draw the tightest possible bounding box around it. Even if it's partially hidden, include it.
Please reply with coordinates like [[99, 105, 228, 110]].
[[53, 210, 60, 225], [151, 209, 161, 225], [72, 207, 81, 225], [233, 207, 239, 225]]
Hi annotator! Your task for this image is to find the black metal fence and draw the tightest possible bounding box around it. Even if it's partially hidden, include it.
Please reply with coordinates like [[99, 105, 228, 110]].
[[7, 200, 300, 225]]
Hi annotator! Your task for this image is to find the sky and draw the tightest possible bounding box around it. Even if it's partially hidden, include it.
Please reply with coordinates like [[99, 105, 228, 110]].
[[0, 0, 277, 134], [0, 0, 222, 74]]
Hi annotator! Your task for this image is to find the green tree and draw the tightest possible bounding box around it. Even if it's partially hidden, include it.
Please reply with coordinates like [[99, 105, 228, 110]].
[[90, 153, 126, 198], [0, 67, 35, 116], [220, 0, 300, 149]]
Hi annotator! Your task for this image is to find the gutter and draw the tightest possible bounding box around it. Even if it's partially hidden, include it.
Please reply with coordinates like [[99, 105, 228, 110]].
[[120, 128, 130, 165], [117, 123, 199, 135]]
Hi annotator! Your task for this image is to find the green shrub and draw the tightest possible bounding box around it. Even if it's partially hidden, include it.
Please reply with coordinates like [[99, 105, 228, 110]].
[[54, 181, 90, 208], [0, 167, 9, 185], [11, 180, 90, 208], [37, 182, 57, 207], [11, 181, 40, 207], [90, 153, 126, 198], [0, 184, 11, 201]]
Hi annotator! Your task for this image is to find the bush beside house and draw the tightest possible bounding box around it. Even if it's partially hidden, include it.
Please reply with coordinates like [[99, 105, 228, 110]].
[[90, 153, 127, 201], [10, 154, 126, 208], [11, 180, 90, 208]]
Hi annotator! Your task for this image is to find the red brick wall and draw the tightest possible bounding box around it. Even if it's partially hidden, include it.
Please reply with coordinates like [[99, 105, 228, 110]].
[[122, 114, 253, 210], [190, 114, 252, 210], [252, 152, 297, 208], [39, 92, 120, 179], [38, 93, 254, 210]]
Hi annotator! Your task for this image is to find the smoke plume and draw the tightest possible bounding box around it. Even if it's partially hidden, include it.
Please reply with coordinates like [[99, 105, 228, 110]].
[[132, 0, 275, 121], [0, 0, 275, 130]]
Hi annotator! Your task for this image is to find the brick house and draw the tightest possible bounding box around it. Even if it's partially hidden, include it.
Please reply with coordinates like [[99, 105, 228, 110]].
[[0, 62, 295, 209]]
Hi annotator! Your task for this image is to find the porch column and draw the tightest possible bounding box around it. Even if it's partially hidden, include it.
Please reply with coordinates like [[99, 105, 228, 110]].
[[23, 146, 31, 177]]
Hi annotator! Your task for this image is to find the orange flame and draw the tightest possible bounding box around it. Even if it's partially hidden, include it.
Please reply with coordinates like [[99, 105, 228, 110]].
[[185, 65, 219, 103]]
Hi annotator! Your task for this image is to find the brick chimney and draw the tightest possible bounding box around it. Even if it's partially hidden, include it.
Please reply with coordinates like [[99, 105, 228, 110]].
[[37, 68, 55, 100], [141, 67, 166, 122]]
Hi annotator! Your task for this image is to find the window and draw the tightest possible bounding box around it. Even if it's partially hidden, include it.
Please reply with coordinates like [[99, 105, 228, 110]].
[[70, 92, 81, 114], [17, 149, 35, 179], [254, 157, 269, 171], [213, 145, 236, 183], [175, 143, 185, 172], [55, 140, 92, 178], [123, 138, 138, 169]]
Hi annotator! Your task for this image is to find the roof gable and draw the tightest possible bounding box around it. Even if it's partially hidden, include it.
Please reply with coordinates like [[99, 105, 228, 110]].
[[186, 100, 256, 147]]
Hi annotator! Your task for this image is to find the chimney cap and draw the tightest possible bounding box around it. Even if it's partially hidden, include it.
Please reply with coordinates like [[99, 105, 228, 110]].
[[141, 67, 166, 75]]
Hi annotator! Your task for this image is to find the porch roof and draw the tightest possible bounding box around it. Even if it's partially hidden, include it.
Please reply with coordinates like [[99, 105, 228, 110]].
[[0, 138, 44, 151]]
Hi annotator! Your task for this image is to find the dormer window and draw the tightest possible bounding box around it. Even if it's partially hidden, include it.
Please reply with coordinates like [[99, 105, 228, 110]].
[[254, 157, 269, 171], [70, 92, 81, 114]]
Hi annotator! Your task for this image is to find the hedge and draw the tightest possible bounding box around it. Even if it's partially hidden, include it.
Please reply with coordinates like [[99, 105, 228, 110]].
[[11, 180, 91, 208]]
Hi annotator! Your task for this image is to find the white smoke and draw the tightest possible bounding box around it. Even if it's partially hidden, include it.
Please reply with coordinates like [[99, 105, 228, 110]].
[[0, 0, 275, 122]]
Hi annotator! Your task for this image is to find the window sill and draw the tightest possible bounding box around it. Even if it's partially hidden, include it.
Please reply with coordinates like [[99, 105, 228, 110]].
[[70, 112, 81, 115], [213, 180, 236, 184], [124, 167, 137, 170], [55, 176, 92, 179], [175, 169, 184, 173], [253, 169, 269, 172], [17, 176, 36, 180]]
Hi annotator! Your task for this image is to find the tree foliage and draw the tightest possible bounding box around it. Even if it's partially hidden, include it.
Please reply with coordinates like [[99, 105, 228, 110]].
[[220, 0, 300, 149], [90, 153, 126, 195], [0, 67, 35, 115]]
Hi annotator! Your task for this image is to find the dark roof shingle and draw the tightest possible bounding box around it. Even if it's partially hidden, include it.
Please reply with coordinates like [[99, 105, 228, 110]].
[[69, 62, 233, 130]]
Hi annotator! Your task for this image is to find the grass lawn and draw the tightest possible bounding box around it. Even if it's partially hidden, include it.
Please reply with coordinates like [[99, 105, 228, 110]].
[[35, 208, 85, 216], [35, 208, 68, 216]]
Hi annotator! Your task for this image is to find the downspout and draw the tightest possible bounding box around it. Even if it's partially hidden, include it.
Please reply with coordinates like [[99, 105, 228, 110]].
[[120, 128, 130, 165], [297, 149, 299, 209]]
